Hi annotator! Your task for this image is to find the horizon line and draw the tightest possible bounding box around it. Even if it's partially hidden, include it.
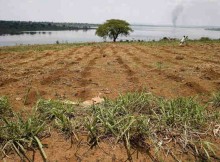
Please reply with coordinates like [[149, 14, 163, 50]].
[[1, 19, 220, 28]]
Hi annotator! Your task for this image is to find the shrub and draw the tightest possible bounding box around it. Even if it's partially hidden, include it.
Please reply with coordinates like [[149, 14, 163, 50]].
[[199, 37, 211, 41]]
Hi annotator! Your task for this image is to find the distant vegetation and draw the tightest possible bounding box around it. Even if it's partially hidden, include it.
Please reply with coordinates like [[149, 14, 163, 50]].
[[206, 28, 220, 31], [0, 20, 98, 35]]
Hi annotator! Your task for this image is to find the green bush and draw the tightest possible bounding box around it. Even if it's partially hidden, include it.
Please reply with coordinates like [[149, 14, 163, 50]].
[[199, 37, 211, 41]]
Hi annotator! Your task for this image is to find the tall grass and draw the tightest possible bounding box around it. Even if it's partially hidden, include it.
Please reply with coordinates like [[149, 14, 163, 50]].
[[1, 93, 220, 161], [85, 95, 152, 161], [36, 99, 80, 139], [85, 93, 220, 161], [0, 112, 47, 161], [156, 97, 206, 127]]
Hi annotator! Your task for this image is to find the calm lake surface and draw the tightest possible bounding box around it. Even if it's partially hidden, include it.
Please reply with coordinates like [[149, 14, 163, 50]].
[[0, 25, 220, 46]]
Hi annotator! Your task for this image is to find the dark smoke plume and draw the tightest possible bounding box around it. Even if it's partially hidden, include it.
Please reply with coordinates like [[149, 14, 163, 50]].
[[172, 4, 184, 27]]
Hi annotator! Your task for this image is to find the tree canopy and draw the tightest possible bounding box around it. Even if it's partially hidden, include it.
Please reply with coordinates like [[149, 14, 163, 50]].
[[95, 19, 133, 42]]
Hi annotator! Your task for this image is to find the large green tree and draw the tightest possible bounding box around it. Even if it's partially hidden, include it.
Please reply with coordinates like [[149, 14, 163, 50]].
[[95, 19, 133, 42]]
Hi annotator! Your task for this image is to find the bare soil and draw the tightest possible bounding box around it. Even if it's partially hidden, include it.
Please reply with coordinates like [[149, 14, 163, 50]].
[[1, 42, 220, 161]]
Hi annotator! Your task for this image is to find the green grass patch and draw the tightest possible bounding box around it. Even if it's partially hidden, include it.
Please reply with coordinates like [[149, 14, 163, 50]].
[[0, 93, 220, 161], [1, 40, 219, 53], [0, 112, 47, 161], [0, 96, 12, 117], [0, 42, 107, 53], [85, 93, 220, 161], [156, 97, 206, 127], [211, 91, 220, 108], [36, 99, 80, 139], [0, 43, 77, 53]]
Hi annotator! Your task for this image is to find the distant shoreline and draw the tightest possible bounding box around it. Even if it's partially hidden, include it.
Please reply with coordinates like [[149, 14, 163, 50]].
[[0, 28, 97, 36], [206, 28, 220, 31], [0, 20, 99, 35]]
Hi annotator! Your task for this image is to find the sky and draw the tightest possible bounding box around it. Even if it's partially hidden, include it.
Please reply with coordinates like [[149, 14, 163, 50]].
[[0, 0, 220, 26]]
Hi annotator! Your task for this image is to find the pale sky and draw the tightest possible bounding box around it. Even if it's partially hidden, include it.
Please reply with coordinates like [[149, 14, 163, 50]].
[[0, 0, 220, 26]]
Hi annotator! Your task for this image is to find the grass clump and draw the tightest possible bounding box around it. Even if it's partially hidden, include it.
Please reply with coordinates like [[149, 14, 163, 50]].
[[0, 96, 12, 117], [154, 62, 165, 70], [85, 93, 220, 161], [36, 99, 79, 139], [150, 97, 220, 161], [0, 112, 47, 161], [85, 99, 151, 161], [156, 97, 206, 128], [113, 92, 153, 114], [211, 91, 220, 108], [85, 92, 156, 161]]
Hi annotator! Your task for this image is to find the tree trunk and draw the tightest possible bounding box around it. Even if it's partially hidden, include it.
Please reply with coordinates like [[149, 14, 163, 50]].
[[113, 33, 118, 42]]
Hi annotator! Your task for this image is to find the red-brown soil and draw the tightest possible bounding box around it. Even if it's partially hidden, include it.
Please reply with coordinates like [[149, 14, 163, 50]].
[[1, 42, 220, 161]]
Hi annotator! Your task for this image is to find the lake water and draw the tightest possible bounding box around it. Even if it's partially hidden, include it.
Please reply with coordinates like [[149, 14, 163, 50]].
[[0, 25, 220, 46]]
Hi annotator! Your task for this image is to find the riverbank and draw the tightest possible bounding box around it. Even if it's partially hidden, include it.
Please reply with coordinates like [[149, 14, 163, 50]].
[[1, 25, 220, 47]]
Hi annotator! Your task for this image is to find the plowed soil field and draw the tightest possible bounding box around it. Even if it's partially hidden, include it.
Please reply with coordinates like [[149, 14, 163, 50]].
[[0, 41, 220, 161], [1, 42, 220, 109]]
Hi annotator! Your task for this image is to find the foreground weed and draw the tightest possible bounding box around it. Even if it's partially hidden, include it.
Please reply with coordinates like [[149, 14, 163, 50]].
[[211, 91, 220, 108], [23, 87, 31, 105], [0, 112, 47, 161], [156, 97, 206, 128], [0, 96, 12, 117], [155, 61, 163, 70], [36, 99, 80, 139], [113, 92, 153, 114], [85, 93, 156, 161], [1, 92, 220, 161], [85, 93, 220, 161], [150, 97, 220, 161]]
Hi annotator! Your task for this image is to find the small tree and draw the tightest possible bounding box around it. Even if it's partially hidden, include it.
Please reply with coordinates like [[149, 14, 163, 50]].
[[96, 19, 133, 42]]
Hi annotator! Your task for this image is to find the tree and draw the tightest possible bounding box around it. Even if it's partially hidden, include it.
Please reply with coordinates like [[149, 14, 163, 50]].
[[95, 19, 133, 42]]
